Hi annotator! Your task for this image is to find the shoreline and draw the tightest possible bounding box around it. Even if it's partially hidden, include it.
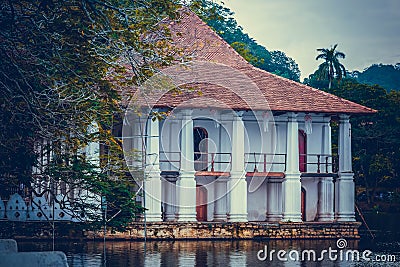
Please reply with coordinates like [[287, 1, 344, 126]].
[[1, 221, 361, 241]]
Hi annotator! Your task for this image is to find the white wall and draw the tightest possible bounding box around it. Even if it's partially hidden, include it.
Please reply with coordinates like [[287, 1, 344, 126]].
[[246, 177, 267, 221]]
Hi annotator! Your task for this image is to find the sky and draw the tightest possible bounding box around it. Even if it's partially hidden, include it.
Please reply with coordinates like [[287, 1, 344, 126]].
[[222, 0, 400, 80]]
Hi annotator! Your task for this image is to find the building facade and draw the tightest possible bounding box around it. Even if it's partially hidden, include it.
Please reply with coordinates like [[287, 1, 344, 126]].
[[120, 9, 376, 224], [128, 109, 357, 223]]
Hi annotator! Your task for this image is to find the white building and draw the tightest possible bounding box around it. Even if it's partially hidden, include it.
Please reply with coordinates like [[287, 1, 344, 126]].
[[123, 10, 375, 224]]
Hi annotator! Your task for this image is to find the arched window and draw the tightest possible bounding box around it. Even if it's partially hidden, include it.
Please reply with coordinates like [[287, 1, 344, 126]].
[[193, 127, 208, 171]]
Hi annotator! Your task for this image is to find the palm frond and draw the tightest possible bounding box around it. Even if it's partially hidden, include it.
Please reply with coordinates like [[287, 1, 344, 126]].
[[335, 51, 346, 59]]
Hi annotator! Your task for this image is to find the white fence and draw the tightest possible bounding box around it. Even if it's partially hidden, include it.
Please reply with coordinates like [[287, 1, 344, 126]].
[[0, 193, 89, 222]]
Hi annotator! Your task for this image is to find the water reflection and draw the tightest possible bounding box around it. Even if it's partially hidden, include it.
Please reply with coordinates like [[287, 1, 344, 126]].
[[17, 239, 400, 267]]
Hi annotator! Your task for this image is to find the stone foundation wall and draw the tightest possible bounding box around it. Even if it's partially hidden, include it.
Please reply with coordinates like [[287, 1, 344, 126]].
[[97, 222, 361, 240], [0, 221, 361, 240]]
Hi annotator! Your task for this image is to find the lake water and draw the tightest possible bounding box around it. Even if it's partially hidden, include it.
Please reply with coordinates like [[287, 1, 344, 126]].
[[15, 213, 400, 266], [17, 237, 400, 266]]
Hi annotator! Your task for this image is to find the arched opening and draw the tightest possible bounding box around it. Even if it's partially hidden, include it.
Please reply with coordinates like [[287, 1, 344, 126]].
[[196, 185, 208, 221], [301, 187, 306, 221], [298, 130, 307, 172], [193, 127, 208, 171]]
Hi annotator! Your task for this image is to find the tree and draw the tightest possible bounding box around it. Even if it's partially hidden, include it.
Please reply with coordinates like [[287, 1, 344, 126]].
[[267, 51, 301, 82], [315, 44, 346, 88], [230, 42, 262, 66], [190, 0, 301, 81], [356, 64, 400, 91], [322, 80, 400, 205], [0, 0, 181, 229]]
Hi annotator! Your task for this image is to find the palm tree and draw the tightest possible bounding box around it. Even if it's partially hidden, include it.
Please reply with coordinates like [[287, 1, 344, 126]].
[[316, 44, 346, 89]]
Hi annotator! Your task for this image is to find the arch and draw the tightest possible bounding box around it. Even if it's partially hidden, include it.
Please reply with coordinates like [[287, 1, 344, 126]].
[[298, 130, 307, 172], [301, 187, 306, 221], [29, 196, 50, 221], [6, 193, 27, 221], [193, 127, 208, 171]]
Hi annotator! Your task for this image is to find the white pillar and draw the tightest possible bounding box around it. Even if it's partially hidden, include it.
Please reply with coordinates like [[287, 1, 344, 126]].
[[335, 115, 355, 221], [318, 177, 334, 221], [266, 178, 283, 222], [130, 116, 146, 169], [322, 117, 333, 171], [177, 110, 197, 221], [282, 113, 302, 222], [213, 179, 228, 221], [228, 111, 248, 222], [86, 122, 100, 166], [318, 117, 334, 221], [144, 114, 162, 222], [163, 178, 177, 221]]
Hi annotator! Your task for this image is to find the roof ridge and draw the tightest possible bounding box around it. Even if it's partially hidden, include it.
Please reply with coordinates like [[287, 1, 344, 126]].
[[177, 8, 251, 66]]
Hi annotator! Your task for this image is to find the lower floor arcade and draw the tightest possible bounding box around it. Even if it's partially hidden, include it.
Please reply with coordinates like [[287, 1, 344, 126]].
[[138, 111, 356, 223]]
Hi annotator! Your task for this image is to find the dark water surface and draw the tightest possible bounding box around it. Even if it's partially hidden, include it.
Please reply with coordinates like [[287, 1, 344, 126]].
[[17, 238, 400, 266], [16, 212, 400, 266]]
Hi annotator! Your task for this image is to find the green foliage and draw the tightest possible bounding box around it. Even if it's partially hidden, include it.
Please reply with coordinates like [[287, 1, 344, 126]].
[[322, 80, 400, 203], [190, 0, 300, 81], [355, 63, 400, 91], [44, 138, 145, 230], [315, 44, 346, 89], [230, 42, 262, 65], [0, 0, 180, 229], [267, 51, 301, 81]]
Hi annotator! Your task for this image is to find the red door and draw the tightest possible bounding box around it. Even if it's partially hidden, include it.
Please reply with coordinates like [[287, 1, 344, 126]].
[[301, 187, 306, 221], [196, 185, 207, 221], [299, 130, 307, 172]]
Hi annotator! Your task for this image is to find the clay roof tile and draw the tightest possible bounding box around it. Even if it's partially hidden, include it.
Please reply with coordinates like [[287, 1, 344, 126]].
[[129, 8, 376, 115]]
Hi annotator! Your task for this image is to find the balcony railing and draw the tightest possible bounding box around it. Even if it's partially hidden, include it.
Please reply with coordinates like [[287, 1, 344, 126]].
[[245, 152, 287, 173], [159, 151, 181, 172], [194, 152, 231, 172], [159, 151, 232, 172], [158, 151, 338, 174], [299, 154, 338, 174]]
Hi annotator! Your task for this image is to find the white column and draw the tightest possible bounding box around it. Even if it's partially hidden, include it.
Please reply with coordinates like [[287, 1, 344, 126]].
[[318, 117, 334, 221], [318, 177, 334, 221], [177, 110, 197, 221], [213, 178, 228, 221], [266, 178, 283, 222], [144, 114, 162, 222], [163, 178, 177, 221], [86, 122, 100, 166], [335, 115, 355, 221], [132, 116, 146, 168], [282, 113, 302, 222], [228, 111, 248, 222], [322, 117, 333, 172]]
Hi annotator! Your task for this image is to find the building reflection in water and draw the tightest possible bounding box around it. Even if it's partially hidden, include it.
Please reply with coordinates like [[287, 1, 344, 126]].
[[18, 239, 361, 267]]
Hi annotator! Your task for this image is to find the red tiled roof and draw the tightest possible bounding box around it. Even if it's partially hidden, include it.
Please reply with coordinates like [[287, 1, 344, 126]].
[[134, 8, 376, 114]]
